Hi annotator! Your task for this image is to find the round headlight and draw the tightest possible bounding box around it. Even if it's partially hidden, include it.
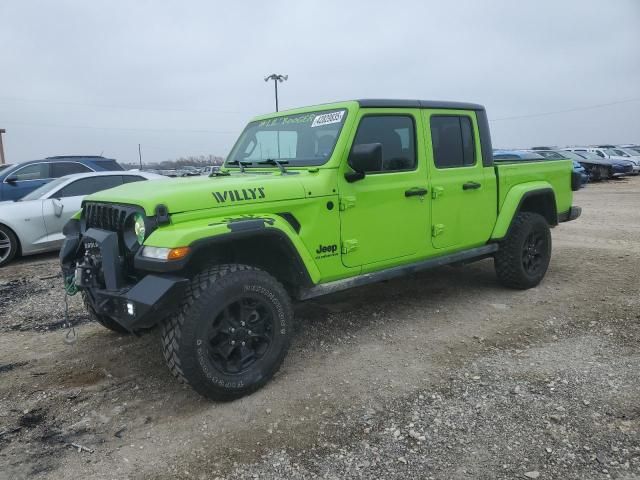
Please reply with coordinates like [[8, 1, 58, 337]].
[[133, 213, 146, 244]]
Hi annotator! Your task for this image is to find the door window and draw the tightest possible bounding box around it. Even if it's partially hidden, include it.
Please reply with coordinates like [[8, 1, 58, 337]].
[[430, 116, 476, 168], [51, 162, 92, 177], [9, 163, 50, 181], [351, 116, 416, 172], [55, 176, 123, 198]]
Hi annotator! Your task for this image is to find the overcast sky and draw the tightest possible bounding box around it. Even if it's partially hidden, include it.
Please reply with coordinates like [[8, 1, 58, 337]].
[[1, 0, 639, 164]]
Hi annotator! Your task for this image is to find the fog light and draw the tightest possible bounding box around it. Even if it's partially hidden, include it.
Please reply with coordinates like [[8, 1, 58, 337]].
[[126, 302, 135, 316]]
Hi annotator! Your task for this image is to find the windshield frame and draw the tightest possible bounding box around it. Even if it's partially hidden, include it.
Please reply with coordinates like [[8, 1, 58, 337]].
[[225, 108, 349, 168]]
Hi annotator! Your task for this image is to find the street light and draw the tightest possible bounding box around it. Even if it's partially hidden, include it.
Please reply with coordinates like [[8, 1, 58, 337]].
[[264, 74, 288, 112]]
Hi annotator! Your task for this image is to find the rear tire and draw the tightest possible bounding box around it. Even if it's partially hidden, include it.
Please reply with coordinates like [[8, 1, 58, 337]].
[[494, 212, 551, 289], [82, 293, 130, 334], [160, 264, 293, 401], [0, 224, 19, 268]]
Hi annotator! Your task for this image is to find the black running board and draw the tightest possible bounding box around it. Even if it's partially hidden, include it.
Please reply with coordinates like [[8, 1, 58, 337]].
[[300, 244, 499, 300]]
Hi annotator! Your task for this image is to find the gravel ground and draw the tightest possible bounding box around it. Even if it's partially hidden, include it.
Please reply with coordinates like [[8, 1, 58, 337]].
[[0, 178, 638, 480]]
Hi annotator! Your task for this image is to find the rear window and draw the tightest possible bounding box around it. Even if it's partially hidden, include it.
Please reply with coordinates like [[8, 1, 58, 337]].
[[430, 116, 476, 168], [92, 160, 124, 171], [51, 162, 92, 177], [122, 175, 146, 183]]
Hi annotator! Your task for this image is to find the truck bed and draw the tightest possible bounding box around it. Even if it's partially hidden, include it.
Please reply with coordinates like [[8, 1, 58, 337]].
[[494, 159, 573, 216]]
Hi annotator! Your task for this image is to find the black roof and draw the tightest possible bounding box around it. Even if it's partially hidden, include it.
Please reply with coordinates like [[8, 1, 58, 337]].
[[357, 99, 485, 111], [46, 155, 110, 160]]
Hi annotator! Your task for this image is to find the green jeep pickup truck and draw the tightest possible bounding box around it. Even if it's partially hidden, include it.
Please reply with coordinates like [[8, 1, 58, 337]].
[[60, 99, 582, 400]]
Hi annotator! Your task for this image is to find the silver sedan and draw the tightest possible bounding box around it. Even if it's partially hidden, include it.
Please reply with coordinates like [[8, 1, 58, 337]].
[[0, 170, 164, 266]]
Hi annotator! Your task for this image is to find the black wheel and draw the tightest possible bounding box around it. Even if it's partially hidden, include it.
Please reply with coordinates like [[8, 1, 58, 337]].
[[494, 212, 551, 289], [0, 224, 19, 267], [160, 264, 293, 401], [82, 292, 130, 334]]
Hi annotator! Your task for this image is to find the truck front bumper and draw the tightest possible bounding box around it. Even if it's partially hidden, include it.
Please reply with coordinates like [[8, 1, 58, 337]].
[[62, 226, 188, 331]]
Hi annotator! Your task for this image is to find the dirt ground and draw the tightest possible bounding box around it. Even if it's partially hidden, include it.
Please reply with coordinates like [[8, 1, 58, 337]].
[[0, 178, 638, 480]]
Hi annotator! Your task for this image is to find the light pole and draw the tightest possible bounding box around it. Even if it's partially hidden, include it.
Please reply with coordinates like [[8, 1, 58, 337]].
[[264, 74, 288, 112]]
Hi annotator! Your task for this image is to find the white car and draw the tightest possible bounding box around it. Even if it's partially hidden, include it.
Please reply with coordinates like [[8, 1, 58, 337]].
[[0, 170, 164, 266], [565, 147, 640, 175]]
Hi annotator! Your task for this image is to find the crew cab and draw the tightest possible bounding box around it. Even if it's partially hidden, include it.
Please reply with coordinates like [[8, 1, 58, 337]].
[[61, 99, 581, 400]]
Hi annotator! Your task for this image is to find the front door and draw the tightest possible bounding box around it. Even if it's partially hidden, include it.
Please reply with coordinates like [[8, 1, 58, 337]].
[[339, 111, 430, 268], [424, 111, 494, 250]]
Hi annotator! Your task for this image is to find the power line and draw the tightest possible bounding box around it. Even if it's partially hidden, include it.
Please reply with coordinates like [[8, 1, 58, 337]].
[[0, 96, 252, 115], [490, 97, 640, 122], [0, 119, 236, 134]]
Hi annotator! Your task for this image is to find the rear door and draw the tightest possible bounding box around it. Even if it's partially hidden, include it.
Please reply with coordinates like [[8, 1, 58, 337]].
[[423, 111, 494, 251], [339, 110, 430, 268], [51, 162, 92, 177]]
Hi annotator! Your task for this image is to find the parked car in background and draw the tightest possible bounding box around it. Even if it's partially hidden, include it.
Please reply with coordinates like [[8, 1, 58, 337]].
[[572, 161, 589, 187], [177, 166, 201, 176], [0, 170, 164, 267], [568, 147, 640, 175], [0, 155, 124, 201], [618, 144, 640, 155], [493, 150, 546, 161], [536, 150, 625, 181]]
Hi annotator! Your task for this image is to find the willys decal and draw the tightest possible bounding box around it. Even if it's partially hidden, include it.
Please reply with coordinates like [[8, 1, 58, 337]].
[[212, 187, 265, 203]]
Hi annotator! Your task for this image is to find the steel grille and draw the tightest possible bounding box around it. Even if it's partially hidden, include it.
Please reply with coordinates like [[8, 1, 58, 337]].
[[84, 202, 128, 232]]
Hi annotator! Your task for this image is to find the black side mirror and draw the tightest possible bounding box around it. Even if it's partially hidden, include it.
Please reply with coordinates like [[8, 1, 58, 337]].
[[5, 176, 18, 184], [345, 143, 382, 183]]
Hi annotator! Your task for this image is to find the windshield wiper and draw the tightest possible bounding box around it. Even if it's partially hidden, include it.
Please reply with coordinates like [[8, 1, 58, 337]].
[[258, 158, 289, 174], [225, 160, 253, 173]]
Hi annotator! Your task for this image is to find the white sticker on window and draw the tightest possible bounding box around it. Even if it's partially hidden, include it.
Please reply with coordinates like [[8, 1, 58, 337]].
[[311, 110, 345, 128]]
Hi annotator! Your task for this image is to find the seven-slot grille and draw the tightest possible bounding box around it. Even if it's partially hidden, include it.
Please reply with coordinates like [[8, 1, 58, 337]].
[[84, 202, 129, 232]]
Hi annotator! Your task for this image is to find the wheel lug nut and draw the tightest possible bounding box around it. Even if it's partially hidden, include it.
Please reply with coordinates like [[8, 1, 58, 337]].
[[230, 328, 235, 333], [241, 341, 246, 346], [240, 321, 245, 326], [231, 340, 236, 345], [248, 330, 252, 335]]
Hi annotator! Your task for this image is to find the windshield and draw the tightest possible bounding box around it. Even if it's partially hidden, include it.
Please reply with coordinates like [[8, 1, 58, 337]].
[[573, 151, 601, 161], [19, 178, 66, 201], [226, 109, 347, 167], [619, 148, 640, 157], [605, 148, 626, 157]]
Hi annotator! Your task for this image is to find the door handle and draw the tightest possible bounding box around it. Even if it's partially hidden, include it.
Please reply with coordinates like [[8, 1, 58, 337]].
[[462, 182, 481, 190], [405, 187, 428, 197]]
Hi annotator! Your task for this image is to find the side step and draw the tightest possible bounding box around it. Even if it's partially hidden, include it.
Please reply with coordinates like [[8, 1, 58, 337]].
[[300, 244, 498, 300]]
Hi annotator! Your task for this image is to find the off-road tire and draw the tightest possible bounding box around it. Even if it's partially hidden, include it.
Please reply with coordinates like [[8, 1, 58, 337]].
[[494, 212, 551, 289], [82, 292, 130, 334], [160, 264, 293, 401], [0, 224, 19, 268]]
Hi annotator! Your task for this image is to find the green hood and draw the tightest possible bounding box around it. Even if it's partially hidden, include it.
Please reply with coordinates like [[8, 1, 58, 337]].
[[86, 173, 307, 215]]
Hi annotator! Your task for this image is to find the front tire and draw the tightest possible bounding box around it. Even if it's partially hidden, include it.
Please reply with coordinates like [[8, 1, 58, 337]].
[[0, 224, 19, 267], [160, 264, 293, 401], [494, 212, 552, 289]]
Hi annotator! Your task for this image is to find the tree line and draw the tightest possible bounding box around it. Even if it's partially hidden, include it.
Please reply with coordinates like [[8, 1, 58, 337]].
[[121, 154, 224, 170]]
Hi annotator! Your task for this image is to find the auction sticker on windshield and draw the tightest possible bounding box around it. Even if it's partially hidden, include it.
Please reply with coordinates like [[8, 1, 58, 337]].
[[311, 110, 345, 128]]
